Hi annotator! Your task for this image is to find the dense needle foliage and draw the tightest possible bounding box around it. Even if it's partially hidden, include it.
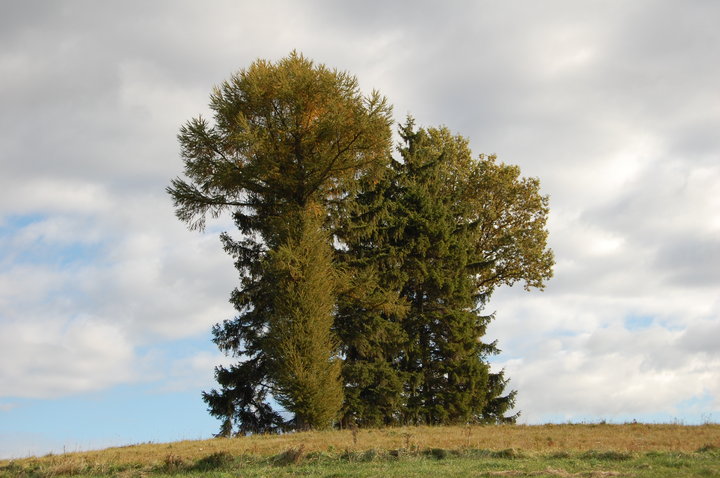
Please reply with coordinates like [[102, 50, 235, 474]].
[[168, 52, 392, 433], [167, 53, 553, 435], [335, 120, 553, 426]]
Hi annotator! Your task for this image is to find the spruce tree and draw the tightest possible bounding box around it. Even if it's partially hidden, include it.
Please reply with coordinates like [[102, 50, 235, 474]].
[[168, 52, 392, 434], [169, 52, 552, 431], [336, 119, 553, 425], [332, 165, 409, 427], [399, 121, 553, 424]]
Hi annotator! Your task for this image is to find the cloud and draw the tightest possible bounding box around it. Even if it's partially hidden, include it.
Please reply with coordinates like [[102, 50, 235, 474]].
[[487, 285, 720, 422], [0, 317, 136, 398], [158, 351, 237, 393], [497, 322, 720, 422], [0, 0, 719, 430], [0, 195, 236, 398]]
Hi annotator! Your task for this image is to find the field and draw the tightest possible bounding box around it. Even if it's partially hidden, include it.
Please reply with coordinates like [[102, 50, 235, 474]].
[[1, 423, 719, 477]]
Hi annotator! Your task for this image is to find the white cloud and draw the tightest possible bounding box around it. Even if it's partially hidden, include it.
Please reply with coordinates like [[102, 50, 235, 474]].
[[1, 0, 719, 428], [487, 283, 720, 422], [0, 317, 136, 398], [0, 180, 113, 216], [158, 351, 237, 393], [0, 192, 236, 397], [495, 322, 720, 422]]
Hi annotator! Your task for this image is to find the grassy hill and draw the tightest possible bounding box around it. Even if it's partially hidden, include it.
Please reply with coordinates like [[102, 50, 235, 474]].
[[1, 423, 719, 477]]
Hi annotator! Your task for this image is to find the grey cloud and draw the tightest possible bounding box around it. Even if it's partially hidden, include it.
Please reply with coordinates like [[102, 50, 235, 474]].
[[0, 2, 304, 194], [654, 237, 720, 287], [678, 318, 720, 356], [0, 190, 237, 398], [0, 317, 138, 398], [579, 160, 720, 293], [2, 0, 720, 423], [497, 323, 720, 422]]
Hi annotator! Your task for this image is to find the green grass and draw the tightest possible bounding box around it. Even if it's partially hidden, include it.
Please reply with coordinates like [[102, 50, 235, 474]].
[[3, 447, 720, 477], [1, 425, 719, 477]]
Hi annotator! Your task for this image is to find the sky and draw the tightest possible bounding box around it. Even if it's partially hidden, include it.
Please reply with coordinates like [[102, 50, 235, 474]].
[[1, 0, 719, 459]]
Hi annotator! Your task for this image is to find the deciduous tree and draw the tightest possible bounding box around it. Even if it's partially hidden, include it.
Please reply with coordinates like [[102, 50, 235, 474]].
[[168, 52, 392, 434], [335, 119, 553, 425]]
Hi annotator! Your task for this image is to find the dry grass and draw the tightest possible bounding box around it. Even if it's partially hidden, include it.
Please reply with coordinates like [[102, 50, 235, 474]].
[[486, 470, 626, 477], [1, 423, 718, 469]]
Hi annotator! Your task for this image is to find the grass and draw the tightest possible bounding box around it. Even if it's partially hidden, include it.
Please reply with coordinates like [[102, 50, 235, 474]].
[[1, 424, 718, 477]]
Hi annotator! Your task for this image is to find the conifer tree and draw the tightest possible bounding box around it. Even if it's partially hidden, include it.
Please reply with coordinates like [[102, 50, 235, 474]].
[[169, 53, 552, 432], [266, 204, 344, 429], [168, 52, 392, 434], [332, 166, 409, 427], [336, 119, 553, 425]]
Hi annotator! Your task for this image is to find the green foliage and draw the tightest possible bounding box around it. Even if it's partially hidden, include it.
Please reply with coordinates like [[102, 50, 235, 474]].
[[336, 118, 553, 426], [169, 52, 392, 435], [169, 53, 553, 435], [266, 205, 343, 429], [168, 50, 392, 235]]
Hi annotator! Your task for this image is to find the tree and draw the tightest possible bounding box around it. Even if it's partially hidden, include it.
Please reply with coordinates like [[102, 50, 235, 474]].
[[265, 204, 343, 429], [168, 52, 393, 434], [332, 169, 409, 426], [335, 119, 554, 425], [170, 53, 552, 432]]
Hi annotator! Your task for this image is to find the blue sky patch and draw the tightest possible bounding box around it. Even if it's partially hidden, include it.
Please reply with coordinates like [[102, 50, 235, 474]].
[[0, 213, 46, 230], [0, 214, 106, 268], [624, 316, 654, 331], [0, 385, 219, 458]]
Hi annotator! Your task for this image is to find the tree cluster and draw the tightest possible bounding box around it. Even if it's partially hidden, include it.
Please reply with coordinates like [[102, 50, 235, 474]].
[[167, 52, 554, 435]]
